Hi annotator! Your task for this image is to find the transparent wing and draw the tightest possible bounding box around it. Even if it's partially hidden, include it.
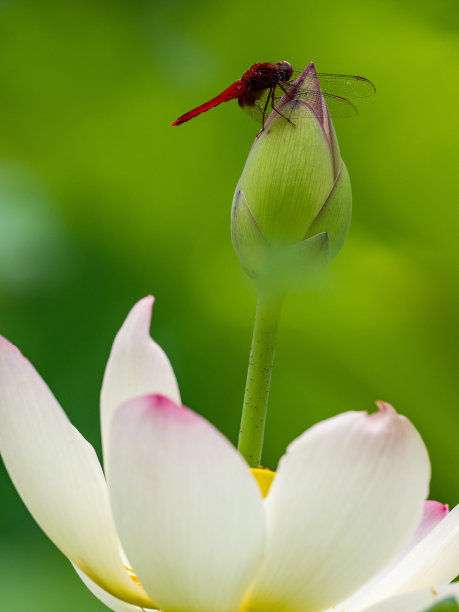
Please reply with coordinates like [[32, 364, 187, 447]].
[[289, 70, 376, 98], [273, 87, 358, 118], [276, 70, 375, 118], [316, 73, 376, 98], [239, 89, 273, 123], [239, 70, 374, 124], [320, 92, 358, 117]]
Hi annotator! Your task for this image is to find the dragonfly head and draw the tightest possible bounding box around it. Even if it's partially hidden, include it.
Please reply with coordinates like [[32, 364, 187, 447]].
[[276, 61, 294, 82]]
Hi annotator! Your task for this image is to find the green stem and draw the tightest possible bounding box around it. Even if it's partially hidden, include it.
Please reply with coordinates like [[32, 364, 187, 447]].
[[238, 284, 284, 467]]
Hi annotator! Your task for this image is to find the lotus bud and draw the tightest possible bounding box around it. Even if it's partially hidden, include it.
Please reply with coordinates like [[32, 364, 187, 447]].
[[231, 62, 352, 284]]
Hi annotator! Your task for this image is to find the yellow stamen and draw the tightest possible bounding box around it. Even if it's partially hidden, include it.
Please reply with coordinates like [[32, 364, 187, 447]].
[[125, 565, 142, 587], [250, 466, 275, 498]]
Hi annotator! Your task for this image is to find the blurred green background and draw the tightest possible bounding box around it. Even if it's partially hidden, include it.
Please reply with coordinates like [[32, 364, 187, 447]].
[[0, 0, 458, 610]]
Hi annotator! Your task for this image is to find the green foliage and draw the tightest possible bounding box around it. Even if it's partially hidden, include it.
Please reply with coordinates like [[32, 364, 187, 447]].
[[424, 596, 459, 611]]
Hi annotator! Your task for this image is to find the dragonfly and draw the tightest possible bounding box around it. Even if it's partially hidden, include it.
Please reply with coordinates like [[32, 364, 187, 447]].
[[172, 61, 375, 127]]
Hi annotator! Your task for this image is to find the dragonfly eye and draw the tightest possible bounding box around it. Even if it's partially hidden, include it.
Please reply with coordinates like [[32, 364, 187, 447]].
[[276, 61, 293, 82]]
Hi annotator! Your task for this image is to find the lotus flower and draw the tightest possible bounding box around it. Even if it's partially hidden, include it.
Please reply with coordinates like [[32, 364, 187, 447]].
[[0, 297, 458, 612]]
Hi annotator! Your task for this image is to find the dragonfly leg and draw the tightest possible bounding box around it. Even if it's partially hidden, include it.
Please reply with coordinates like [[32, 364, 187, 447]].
[[261, 89, 272, 130], [261, 90, 272, 129], [271, 89, 295, 127]]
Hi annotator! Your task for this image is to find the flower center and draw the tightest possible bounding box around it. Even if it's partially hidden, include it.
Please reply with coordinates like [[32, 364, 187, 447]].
[[250, 467, 275, 498], [122, 470, 275, 610]]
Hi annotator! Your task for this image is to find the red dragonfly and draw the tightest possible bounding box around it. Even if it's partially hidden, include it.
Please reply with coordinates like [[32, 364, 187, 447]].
[[172, 61, 375, 127]]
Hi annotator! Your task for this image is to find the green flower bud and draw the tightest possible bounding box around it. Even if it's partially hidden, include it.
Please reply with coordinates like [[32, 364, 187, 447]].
[[231, 62, 352, 283]]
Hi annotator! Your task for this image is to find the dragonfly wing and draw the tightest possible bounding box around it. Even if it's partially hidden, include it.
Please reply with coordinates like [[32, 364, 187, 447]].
[[287, 70, 375, 98], [321, 93, 357, 117], [273, 86, 357, 119], [275, 67, 371, 119], [315, 73, 376, 98], [239, 88, 272, 123]]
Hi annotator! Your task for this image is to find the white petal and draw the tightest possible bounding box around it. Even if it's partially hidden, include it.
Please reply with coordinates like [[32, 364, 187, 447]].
[[74, 565, 151, 612], [359, 583, 459, 612], [0, 337, 153, 608], [336, 500, 449, 612], [350, 504, 459, 609], [244, 402, 430, 612], [108, 394, 266, 612], [100, 296, 180, 468]]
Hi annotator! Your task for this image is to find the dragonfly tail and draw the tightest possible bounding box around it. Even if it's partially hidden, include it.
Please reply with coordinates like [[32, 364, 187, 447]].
[[172, 81, 247, 125]]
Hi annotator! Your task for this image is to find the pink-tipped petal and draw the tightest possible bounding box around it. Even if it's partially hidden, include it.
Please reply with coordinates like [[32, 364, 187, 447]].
[[350, 504, 459, 609], [108, 395, 266, 612], [0, 337, 152, 608], [100, 296, 180, 469], [336, 499, 450, 612], [243, 403, 430, 612], [410, 500, 449, 546]]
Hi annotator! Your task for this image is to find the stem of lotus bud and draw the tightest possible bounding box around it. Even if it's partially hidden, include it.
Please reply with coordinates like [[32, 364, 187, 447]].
[[238, 284, 284, 467]]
